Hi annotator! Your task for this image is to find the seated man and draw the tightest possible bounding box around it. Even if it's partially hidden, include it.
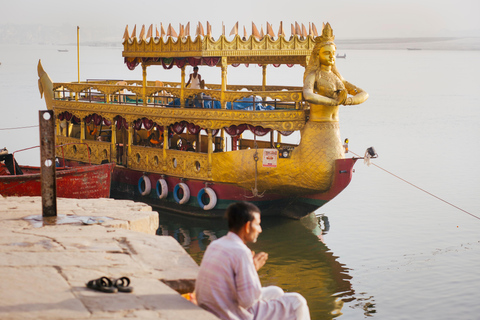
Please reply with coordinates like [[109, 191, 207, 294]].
[[195, 202, 310, 320]]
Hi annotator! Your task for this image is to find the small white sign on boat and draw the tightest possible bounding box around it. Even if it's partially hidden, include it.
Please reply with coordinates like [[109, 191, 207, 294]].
[[262, 149, 278, 168]]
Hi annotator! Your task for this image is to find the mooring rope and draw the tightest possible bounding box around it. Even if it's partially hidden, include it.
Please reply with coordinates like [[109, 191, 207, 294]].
[[0, 125, 39, 131], [350, 150, 480, 221]]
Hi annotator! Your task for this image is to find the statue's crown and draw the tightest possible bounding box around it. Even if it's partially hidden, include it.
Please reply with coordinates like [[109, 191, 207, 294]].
[[315, 22, 335, 45]]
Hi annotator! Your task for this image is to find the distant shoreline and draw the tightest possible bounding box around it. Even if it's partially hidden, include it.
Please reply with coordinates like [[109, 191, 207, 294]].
[[336, 36, 480, 51], [2, 36, 480, 51], [57, 36, 480, 51]]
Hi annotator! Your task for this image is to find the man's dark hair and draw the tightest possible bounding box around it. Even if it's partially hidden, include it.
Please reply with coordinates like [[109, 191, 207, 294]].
[[225, 201, 260, 232]]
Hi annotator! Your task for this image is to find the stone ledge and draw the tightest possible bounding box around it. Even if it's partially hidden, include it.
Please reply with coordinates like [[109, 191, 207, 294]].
[[0, 196, 218, 319]]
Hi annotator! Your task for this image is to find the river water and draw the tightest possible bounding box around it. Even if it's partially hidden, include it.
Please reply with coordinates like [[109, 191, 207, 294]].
[[1, 42, 479, 319]]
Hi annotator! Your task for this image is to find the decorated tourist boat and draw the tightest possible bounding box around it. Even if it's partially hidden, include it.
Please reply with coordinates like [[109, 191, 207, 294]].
[[37, 22, 370, 218]]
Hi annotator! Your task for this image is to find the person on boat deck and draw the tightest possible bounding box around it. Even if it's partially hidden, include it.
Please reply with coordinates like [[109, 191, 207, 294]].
[[185, 66, 204, 107], [146, 129, 162, 147], [195, 202, 311, 320], [186, 66, 202, 89]]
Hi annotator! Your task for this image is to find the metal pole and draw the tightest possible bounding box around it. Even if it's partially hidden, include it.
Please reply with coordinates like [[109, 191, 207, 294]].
[[77, 26, 80, 83], [262, 64, 267, 91], [180, 65, 185, 107], [142, 63, 147, 106], [39, 110, 57, 217]]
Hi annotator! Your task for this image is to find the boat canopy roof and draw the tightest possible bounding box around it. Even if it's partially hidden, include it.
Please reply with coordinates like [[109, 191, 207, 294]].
[[122, 22, 318, 68]]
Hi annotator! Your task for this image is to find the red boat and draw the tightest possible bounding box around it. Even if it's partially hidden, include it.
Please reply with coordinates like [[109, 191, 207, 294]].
[[0, 148, 114, 199]]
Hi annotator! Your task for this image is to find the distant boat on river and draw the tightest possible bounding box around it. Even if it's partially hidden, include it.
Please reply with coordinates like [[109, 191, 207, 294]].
[[407, 48, 421, 50]]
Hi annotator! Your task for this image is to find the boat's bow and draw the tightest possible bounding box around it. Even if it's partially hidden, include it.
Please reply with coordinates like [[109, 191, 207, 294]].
[[38, 60, 54, 110]]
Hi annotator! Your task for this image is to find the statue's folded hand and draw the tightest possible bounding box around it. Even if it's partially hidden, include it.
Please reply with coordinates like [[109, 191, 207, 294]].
[[335, 89, 348, 105]]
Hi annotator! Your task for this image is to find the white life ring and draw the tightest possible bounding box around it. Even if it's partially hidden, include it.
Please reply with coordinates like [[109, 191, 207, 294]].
[[197, 187, 217, 210], [173, 183, 190, 204], [138, 175, 151, 196], [156, 179, 168, 199]]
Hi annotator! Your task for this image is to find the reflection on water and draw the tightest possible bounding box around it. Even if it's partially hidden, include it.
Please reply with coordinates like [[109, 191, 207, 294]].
[[156, 210, 376, 319]]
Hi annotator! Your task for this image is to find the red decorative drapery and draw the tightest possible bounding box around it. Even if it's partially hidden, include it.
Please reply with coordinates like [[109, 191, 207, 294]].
[[126, 56, 221, 70], [125, 58, 139, 70], [203, 57, 220, 67], [93, 114, 102, 126], [248, 125, 271, 136], [64, 112, 73, 121], [85, 114, 103, 126], [162, 58, 175, 69], [170, 121, 187, 134], [232, 62, 253, 67], [115, 116, 128, 130], [58, 111, 73, 121], [133, 119, 142, 131], [175, 58, 186, 68], [232, 137, 239, 151], [186, 123, 201, 135], [142, 118, 154, 130], [85, 115, 111, 126], [187, 57, 201, 67], [224, 124, 248, 137], [223, 124, 281, 137]]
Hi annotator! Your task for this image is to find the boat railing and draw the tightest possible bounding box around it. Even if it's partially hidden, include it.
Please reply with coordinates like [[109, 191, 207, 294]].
[[11, 143, 92, 175], [52, 81, 305, 110], [56, 142, 92, 166]]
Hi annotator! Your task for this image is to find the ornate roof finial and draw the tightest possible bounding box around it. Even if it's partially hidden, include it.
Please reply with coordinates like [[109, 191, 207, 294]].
[[315, 22, 335, 46]]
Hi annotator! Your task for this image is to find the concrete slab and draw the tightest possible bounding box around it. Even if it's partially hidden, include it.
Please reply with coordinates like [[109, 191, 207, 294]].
[[0, 196, 218, 319], [0, 266, 90, 319]]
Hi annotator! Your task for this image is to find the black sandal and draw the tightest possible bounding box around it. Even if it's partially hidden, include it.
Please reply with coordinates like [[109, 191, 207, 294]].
[[86, 276, 117, 293], [113, 277, 134, 293]]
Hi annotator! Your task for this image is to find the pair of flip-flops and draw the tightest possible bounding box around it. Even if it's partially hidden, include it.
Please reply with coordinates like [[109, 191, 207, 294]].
[[86, 276, 133, 293]]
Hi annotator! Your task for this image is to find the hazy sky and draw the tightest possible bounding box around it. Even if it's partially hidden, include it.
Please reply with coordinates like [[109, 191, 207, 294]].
[[2, 0, 480, 40]]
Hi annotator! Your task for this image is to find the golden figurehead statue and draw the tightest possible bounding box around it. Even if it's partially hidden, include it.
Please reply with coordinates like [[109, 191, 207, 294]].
[[303, 23, 369, 122], [272, 23, 370, 194]]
